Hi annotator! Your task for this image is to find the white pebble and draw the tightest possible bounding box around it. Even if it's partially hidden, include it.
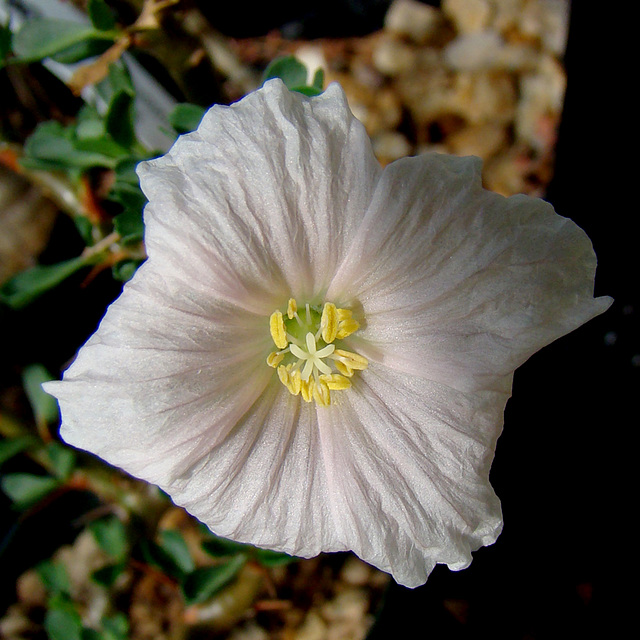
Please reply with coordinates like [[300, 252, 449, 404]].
[[443, 30, 504, 71], [385, 0, 441, 44], [443, 0, 492, 34]]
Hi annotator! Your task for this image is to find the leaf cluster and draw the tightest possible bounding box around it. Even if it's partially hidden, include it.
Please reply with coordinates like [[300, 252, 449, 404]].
[[37, 557, 129, 640], [138, 525, 298, 606], [1, 12, 324, 309], [0, 60, 151, 308], [1, 366, 74, 508], [1, 1, 163, 307]]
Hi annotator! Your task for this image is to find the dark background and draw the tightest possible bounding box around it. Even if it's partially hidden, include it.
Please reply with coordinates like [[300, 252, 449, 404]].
[[2, 1, 636, 638]]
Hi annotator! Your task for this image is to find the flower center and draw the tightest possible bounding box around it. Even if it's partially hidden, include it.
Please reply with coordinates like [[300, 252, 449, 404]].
[[267, 299, 368, 407]]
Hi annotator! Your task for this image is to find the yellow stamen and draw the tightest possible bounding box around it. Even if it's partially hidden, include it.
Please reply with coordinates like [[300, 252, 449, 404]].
[[320, 374, 352, 390], [321, 302, 339, 343], [333, 349, 369, 371], [289, 368, 302, 395], [300, 378, 313, 403], [287, 298, 297, 320], [313, 378, 331, 407], [267, 352, 284, 368], [269, 311, 287, 349], [334, 360, 354, 377], [278, 365, 289, 387], [336, 318, 359, 339], [277, 364, 289, 386], [268, 300, 367, 406]]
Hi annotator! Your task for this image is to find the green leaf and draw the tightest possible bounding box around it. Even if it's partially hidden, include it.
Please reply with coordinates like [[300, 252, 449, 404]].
[[261, 56, 324, 96], [37, 560, 72, 595], [289, 85, 323, 97], [253, 548, 298, 567], [45, 605, 83, 640], [74, 216, 95, 245], [114, 157, 142, 185], [201, 535, 250, 558], [159, 530, 195, 575], [76, 105, 106, 140], [113, 208, 144, 244], [73, 136, 128, 160], [200, 531, 298, 567], [109, 180, 147, 212], [106, 90, 135, 150], [101, 613, 129, 640], [12, 18, 116, 64], [89, 517, 128, 562], [182, 555, 246, 605], [139, 539, 187, 580], [91, 562, 126, 587], [21, 121, 121, 171], [45, 442, 76, 481], [107, 61, 135, 95], [0, 255, 93, 309], [0, 436, 36, 466], [88, 0, 117, 31], [169, 103, 206, 134], [111, 259, 143, 282], [1, 473, 59, 508], [22, 364, 59, 428], [1, 20, 12, 66], [51, 38, 112, 65], [262, 56, 308, 89], [311, 67, 325, 91]]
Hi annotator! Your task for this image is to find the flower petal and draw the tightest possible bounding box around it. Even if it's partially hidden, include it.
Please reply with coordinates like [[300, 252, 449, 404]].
[[315, 364, 506, 587], [137, 79, 381, 312], [163, 388, 344, 556], [55, 349, 348, 557], [328, 153, 612, 391], [45, 263, 274, 482]]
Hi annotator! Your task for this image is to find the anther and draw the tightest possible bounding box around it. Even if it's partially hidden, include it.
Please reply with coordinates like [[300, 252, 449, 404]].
[[269, 311, 287, 349], [336, 318, 359, 339], [321, 303, 339, 343], [320, 374, 352, 390], [300, 378, 313, 403], [289, 368, 302, 395], [313, 379, 331, 407], [267, 352, 284, 368], [333, 349, 368, 371], [287, 298, 297, 320]]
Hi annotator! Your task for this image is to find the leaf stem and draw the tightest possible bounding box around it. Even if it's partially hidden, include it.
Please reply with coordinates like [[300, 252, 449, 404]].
[[82, 231, 122, 259]]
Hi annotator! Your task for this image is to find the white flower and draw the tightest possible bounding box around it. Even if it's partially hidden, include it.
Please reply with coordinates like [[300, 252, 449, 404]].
[[44, 79, 612, 588]]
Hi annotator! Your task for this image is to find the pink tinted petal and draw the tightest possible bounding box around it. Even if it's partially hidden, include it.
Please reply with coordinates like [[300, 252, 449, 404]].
[[157, 387, 344, 557], [45, 264, 273, 482], [329, 153, 612, 391], [316, 365, 507, 587], [137, 80, 381, 310]]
